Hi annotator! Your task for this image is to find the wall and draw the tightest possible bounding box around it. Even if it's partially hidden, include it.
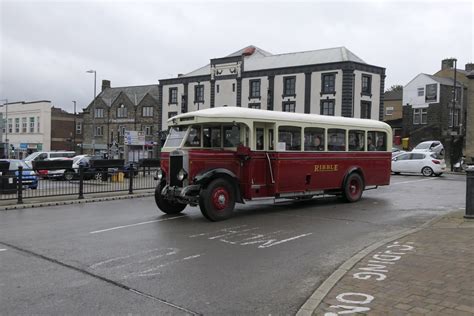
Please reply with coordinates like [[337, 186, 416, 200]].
[[403, 74, 439, 108], [353, 71, 381, 119], [215, 79, 237, 107]]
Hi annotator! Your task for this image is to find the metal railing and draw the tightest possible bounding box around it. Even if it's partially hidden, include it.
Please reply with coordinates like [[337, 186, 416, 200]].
[[0, 159, 160, 204]]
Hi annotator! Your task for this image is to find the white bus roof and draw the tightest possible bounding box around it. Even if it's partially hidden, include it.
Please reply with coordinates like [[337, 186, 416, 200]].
[[170, 107, 391, 131]]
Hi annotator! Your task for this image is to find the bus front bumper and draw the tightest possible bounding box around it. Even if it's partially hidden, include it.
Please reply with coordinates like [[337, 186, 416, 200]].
[[161, 184, 201, 205]]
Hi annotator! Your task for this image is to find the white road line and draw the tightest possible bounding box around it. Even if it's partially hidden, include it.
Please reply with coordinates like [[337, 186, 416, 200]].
[[0, 249, 7, 252], [390, 178, 436, 185], [90, 216, 184, 234]]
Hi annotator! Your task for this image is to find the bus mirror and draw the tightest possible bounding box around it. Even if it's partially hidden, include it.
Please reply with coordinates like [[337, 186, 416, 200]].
[[236, 144, 251, 160]]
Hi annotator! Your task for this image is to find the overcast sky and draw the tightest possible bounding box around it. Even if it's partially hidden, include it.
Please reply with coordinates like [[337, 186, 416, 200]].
[[1, 0, 473, 113]]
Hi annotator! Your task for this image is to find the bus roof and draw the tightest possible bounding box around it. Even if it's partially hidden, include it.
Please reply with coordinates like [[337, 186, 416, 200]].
[[170, 107, 391, 131]]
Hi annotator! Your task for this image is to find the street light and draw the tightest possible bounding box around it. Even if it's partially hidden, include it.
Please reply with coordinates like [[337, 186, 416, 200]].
[[86, 69, 97, 154], [450, 59, 457, 172], [0, 98, 8, 158]]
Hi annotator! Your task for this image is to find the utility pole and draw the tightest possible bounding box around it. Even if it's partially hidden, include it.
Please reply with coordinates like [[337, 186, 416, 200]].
[[450, 59, 457, 172], [0, 99, 8, 158], [72, 101, 76, 152], [86, 70, 97, 155]]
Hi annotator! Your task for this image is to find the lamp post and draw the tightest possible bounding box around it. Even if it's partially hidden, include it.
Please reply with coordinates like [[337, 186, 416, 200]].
[[0, 99, 8, 158], [72, 101, 77, 152], [86, 70, 97, 155]]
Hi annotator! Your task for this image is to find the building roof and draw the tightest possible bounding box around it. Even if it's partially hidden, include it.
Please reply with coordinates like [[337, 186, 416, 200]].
[[97, 84, 159, 106], [181, 45, 367, 78], [425, 74, 464, 87], [384, 89, 403, 101], [170, 107, 390, 131]]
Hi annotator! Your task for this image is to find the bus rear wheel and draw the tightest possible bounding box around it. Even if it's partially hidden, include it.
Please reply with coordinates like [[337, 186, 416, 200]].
[[343, 173, 364, 202], [199, 178, 236, 221], [154, 185, 186, 215]]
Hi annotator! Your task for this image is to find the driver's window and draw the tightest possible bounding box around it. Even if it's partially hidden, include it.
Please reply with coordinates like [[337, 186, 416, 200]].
[[203, 126, 222, 148], [37, 153, 47, 161], [223, 125, 240, 147], [184, 125, 201, 147]]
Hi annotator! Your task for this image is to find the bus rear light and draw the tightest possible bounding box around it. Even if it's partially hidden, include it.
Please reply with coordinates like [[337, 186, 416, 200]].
[[432, 160, 441, 164]]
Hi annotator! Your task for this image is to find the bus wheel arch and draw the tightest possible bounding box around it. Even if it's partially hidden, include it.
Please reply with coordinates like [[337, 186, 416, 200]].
[[342, 168, 365, 202], [195, 169, 243, 204], [199, 177, 236, 221]]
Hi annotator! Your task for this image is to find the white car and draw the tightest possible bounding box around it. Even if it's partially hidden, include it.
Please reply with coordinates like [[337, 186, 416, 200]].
[[392, 152, 446, 177], [412, 140, 444, 157]]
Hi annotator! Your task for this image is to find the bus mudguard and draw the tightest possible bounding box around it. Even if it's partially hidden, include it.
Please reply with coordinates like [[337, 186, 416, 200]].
[[342, 167, 365, 188], [194, 168, 244, 203]]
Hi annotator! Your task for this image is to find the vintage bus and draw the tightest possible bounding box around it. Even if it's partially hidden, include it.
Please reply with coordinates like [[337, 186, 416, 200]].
[[155, 107, 392, 221]]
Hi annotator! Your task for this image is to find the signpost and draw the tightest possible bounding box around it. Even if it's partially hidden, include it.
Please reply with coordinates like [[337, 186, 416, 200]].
[[124, 131, 146, 162]]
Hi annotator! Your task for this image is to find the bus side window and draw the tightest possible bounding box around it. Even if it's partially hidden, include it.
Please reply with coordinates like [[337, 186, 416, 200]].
[[256, 128, 264, 150], [278, 126, 301, 151], [223, 125, 240, 147], [376, 132, 387, 151], [367, 131, 376, 151], [203, 127, 211, 147], [328, 129, 346, 151], [211, 127, 222, 148], [184, 125, 201, 147], [349, 130, 365, 151], [304, 127, 325, 151]]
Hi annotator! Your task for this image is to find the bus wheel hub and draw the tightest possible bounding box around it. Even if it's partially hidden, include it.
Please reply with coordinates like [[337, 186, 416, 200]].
[[212, 188, 229, 210]]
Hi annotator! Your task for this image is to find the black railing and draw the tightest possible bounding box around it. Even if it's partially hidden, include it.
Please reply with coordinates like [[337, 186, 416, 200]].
[[0, 159, 160, 205]]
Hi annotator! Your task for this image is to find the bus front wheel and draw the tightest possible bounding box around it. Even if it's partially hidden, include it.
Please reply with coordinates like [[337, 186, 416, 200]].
[[343, 173, 364, 202], [154, 185, 186, 215], [199, 178, 236, 221]]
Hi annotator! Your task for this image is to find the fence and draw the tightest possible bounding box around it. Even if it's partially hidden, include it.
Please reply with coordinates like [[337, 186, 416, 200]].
[[0, 159, 160, 204]]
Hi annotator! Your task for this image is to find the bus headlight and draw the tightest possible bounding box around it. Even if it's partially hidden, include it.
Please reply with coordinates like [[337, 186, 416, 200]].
[[177, 169, 188, 181], [154, 168, 164, 181]]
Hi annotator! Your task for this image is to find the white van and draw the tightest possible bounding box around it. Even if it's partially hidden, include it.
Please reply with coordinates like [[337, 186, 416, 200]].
[[24, 151, 76, 168]]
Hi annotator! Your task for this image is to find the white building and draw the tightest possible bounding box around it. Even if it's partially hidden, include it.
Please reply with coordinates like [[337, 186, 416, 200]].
[[0, 101, 52, 158], [159, 45, 386, 131]]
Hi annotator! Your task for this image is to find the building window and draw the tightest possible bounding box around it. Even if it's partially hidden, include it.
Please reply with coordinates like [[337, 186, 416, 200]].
[[449, 109, 460, 127], [29, 117, 35, 133], [117, 104, 128, 118], [194, 85, 204, 103], [216, 84, 220, 94], [168, 111, 178, 119], [37, 117, 40, 133], [15, 118, 19, 133], [169, 87, 178, 104], [417, 87, 424, 97], [142, 106, 153, 117], [385, 106, 394, 116], [7, 118, 12, 133], [21, 118, 27, 133], [249, 79, 261, 98], [282, 101, 296, 112], [144, 125, 153, 136], [95, 126, 104, 136], [321, 73, 336, 94], [76, 122, 82, 135], [320, 100, 335, 116], [413, 108, 428, 125], [232, 83, 236, 92], [360, 101, 372, 119], [362, 74, 372, 95], [283, 76, 296, 96], [249, 103, 261, 109], [117, 126, 126, 137], [94, 108, 104, 118]]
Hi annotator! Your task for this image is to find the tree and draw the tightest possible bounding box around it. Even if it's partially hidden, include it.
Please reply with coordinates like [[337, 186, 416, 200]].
[[387, 85, 403, 92]]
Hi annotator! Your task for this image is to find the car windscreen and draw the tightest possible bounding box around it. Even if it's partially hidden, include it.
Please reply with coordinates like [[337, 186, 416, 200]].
[[24, 152, 40, 161], [164, 126, 188, 148], [415, 142, 431, 150], [8, 161, 29, 170]]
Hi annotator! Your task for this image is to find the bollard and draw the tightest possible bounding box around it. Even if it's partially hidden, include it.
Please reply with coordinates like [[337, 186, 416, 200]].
[[465, 167, 474, 219], [128, 163, 134, 194], [78, 165, 84, 199], [17, 166, 23, 204]]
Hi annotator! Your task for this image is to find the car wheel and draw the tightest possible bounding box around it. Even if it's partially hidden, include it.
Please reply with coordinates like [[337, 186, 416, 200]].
[[199, 178, 236, 221], [342, 173, 364, 202], [421, 167, 434, 177], [94, 172, 103, 181], [154, 184, 186, 214], [64, 170, 75, 181]]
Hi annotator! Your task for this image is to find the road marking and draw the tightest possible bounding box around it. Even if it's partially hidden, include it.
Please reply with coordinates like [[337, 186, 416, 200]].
[[89, 216, 184, 234], [90, 248, 177, 269], [0, 248, 7, 252], [390, 178, 435, 185]]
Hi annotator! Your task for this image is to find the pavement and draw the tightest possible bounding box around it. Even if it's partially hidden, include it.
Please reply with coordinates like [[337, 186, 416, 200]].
[[299, 210, 474, 316]]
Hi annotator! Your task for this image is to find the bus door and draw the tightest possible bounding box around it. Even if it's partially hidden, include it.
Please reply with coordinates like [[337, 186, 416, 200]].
[[250, 122, 275, 198]]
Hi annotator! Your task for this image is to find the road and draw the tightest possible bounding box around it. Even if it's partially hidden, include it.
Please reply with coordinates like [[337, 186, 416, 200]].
[[0, 174, 466, 315]]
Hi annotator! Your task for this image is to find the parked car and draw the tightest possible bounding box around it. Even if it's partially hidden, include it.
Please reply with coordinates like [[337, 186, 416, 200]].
[[412, 141, 444, 157], [45, 157, 75, 181], [0, 159, 38, 189], [24, 151, 76, 168], [391, 152, 446, 177], [392, 147, 406, 158]]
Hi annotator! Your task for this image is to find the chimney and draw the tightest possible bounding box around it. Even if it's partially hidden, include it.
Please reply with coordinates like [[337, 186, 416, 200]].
[[102, 80, 111, 91], [441, 58, 455, 70], [465, 63, 474, 72], [177, 74, 184, 77]]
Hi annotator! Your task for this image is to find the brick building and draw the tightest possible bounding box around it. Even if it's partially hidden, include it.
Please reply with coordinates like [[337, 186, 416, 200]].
[[81, 80, 160, 159], [51, 107, 83, 152], [383, 89, 403, 140]]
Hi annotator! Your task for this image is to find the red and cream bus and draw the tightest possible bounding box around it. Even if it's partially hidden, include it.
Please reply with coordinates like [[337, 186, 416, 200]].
[[155, 107, 392, 221]]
